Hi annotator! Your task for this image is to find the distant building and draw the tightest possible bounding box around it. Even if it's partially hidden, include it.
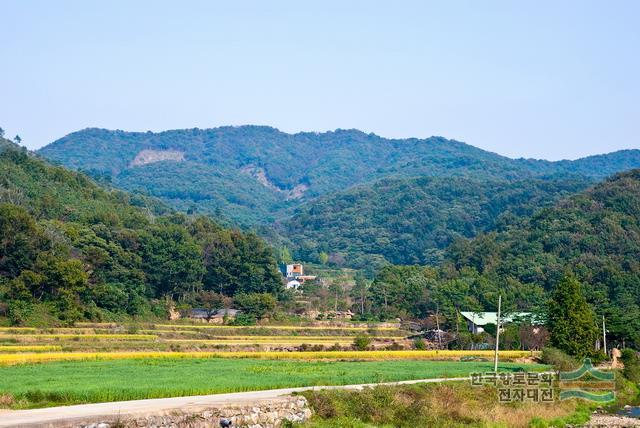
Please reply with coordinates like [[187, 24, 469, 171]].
[[182, 308, 241, 323], [279, 263, 316, 284], [286, 264, 304, 277], [286, 280, 302, 290], [460, 311, 539, 334]]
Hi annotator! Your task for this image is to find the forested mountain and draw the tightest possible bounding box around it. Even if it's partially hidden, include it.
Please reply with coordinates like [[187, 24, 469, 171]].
[[366, 169, 640, 347], [280, 176, 592, 267], [0, 139, 282, 325], [38, 126, 640, 227]]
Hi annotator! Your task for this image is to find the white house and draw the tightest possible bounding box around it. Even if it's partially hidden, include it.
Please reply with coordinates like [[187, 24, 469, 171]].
[[286, 279, 302, 290]]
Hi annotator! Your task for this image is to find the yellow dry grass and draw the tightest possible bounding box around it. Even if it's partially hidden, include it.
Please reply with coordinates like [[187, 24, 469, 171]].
[[0, 350, 538, 366], [0, 345, 63, 352], [154, 324, 401, 331], [165, 336, 392, 341], [164, 339, 355, 345], [0, 334, 158, 341]]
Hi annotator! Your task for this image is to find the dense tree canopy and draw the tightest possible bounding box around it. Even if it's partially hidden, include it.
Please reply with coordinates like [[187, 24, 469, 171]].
[[281, 176, 590, 267], [356, 170, 640, 350], [39, 126, 640, 226], [441, 170, 640, 348], [0, 139, 283, 325]]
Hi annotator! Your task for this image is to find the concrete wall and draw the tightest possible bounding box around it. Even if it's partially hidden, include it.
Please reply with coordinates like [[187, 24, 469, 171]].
[[71, 396, 311, 428]]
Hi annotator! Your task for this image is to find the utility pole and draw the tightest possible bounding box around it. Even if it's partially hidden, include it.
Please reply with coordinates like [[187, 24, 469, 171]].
[[494, 295, 502, 373], [436, 303, 442, 349], [455, 307, 461, 350], [602, 315, 607, 357]]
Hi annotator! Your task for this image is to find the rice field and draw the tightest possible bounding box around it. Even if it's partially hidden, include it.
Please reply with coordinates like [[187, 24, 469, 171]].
[[0, 322, 543, 409], [0, 349, 538, 366], [0, 322, 541, 360], [153, 323, 401, 331], [0, 334, 159, 341], [0, 322, 409, 354], [0, 345, 62, 352], [0, 358, 545, 408]]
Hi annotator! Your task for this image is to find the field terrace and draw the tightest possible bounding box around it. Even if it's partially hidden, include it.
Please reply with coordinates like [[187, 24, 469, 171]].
[[0, 322, 539, 364]]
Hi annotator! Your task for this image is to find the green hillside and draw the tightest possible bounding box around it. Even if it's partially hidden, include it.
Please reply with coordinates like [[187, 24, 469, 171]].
[[39, 126, 640, 226], [444, 169, 640, 344], [361, 170, 640, 347], [280, 175, 592, 267], [0, 139, 282, 325]]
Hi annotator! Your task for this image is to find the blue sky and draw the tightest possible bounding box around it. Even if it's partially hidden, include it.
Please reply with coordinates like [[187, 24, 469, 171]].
[[1, 0, 638, 159]]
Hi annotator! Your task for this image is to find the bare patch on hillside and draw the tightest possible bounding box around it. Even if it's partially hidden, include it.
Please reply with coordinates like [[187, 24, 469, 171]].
[[241, 166, 308, 200], [130, 150, 185, 167]]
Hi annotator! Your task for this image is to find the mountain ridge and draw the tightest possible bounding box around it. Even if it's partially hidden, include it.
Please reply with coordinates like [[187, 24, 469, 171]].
[[38, 126, 640, 228]]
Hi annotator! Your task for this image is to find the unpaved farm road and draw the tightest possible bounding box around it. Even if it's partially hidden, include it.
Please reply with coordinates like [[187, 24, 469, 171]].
[[0, 376, 469, 427]]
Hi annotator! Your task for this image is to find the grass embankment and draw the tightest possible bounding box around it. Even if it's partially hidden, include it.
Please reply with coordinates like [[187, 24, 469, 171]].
[[295, 372, 640, 428], [0, 358, 543, 409], [0, 345, 62, 352], [0, 334, 158, 341], [295, 383, 588, 428], [153, 324, 400, 331]]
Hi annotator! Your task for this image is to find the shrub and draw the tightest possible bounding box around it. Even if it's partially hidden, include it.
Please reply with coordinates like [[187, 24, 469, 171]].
[[414, 338, 426, 350], [0, 394, 15, 408], [229, 313, 257, 326], [541, 347, 578, 371], [234, 293, 276, 320], [385, 341, 404, 351], [7, 301, 32, 326], [621, 349, 640, 383], [353, 335, 372, 351]]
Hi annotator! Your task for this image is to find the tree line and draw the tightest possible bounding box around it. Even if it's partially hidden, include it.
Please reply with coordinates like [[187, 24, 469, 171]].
[[0, 139, 283, 325]]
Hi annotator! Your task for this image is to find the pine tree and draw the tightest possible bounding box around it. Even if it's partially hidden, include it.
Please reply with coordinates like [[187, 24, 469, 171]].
[[547, 272, 599, 358]]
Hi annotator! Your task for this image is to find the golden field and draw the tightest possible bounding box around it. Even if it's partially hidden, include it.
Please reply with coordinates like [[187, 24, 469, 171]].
[[0, 345, 63, 352], [0, 349, 538, 366], [0, 334, 159, 341]]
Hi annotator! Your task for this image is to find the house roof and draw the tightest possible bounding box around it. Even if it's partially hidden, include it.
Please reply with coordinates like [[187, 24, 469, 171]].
[[187, 308, 241, 318], [460, 311, 538, 326]]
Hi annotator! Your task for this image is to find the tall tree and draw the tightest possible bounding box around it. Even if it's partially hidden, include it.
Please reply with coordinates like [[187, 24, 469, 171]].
[[547, 273, 599, 358], [279, 246, 293, 264], [350, 273, 370, 316]]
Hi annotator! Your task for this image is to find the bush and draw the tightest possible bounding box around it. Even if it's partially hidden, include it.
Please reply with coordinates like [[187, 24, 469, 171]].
[[621, 349, 640, 383], [414, 338, 426, 350], [229, 313, 256, 326], [541, 347, 579, 371], [7, 301, 32, 326], [353, 335, 372, 351], [234, 293, 276, 320]]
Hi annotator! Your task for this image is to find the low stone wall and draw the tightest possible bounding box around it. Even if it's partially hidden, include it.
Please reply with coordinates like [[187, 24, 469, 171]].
[[75, 396, 311, 428]]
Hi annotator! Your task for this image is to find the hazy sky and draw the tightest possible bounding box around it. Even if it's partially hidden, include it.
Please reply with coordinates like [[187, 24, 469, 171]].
[[1, 1, 638, 159]]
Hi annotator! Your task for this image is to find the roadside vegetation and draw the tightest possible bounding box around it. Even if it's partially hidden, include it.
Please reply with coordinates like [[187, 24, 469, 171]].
[[294, 383, 587, 428]]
